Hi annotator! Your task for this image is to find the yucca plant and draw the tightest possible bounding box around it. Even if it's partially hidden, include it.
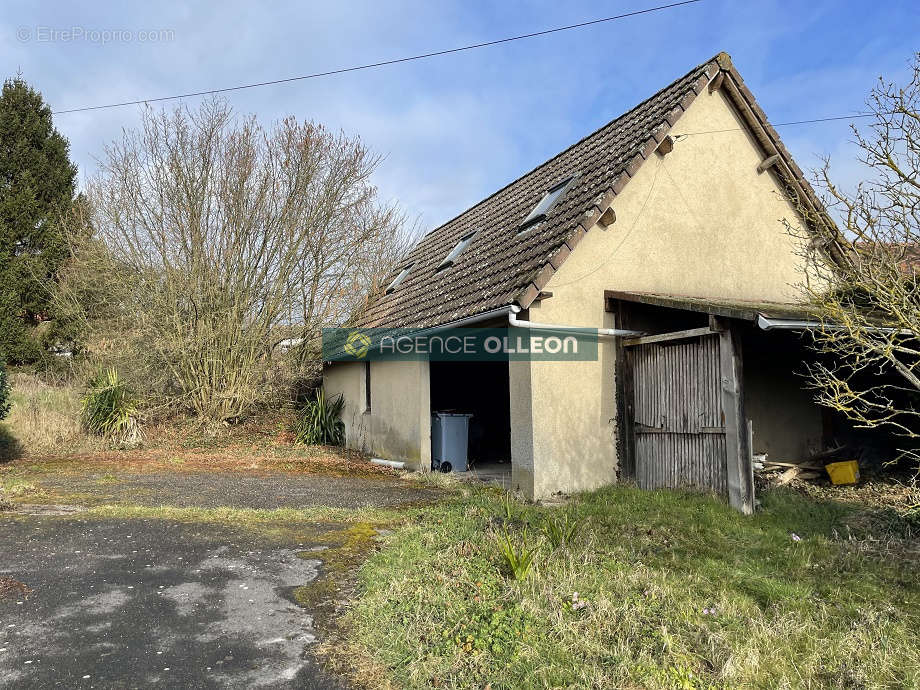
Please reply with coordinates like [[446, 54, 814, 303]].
[[542, 508, 582, 550], [292, 389, 345, 446], [496, 527, 539, 581], [81, 368, 141, 446]]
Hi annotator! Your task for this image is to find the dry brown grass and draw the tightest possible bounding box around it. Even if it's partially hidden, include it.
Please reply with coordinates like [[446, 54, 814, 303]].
[[0, 371, 393, 481], [0, 445, 395, 479], [0, 371, 100, 459]]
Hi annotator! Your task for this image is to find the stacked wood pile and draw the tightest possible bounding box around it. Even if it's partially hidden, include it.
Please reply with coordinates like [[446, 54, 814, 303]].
[[754, 446, 846, 485]]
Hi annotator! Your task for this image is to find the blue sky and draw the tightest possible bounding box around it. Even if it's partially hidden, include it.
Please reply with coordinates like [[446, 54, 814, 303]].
[[2, 1, 918, 232]]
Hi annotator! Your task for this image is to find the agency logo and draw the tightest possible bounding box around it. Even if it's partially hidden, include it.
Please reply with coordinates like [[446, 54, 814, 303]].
[[324, 327, 599, 362], [343, 331, 372, 359]]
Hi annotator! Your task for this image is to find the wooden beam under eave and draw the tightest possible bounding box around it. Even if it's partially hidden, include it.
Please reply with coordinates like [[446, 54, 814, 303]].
[[623, 326, 715, 347], [597, 207, 617, 228], [708, 72, 725, 93], [757, 154, 781, 174], [655, 135, 674, 157]]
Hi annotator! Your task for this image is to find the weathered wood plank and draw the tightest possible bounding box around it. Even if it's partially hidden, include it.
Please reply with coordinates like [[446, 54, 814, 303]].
[[615, 301, 636, 480], [715, 318, 754, 514], [623, 327, 715, 347]]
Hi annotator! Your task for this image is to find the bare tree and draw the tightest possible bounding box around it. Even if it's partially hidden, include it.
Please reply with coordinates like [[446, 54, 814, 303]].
[[56, 99, 409, 423], [790, 53, 920, 460]]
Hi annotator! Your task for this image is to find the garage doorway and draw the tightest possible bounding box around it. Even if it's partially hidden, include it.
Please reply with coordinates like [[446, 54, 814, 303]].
[[429, 360, 511, 481]]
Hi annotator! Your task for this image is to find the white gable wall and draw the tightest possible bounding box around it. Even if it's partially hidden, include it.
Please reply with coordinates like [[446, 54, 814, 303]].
[[511, 86, 820, 498]]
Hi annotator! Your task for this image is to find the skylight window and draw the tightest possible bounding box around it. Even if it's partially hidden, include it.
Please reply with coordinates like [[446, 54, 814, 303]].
[[385, 263, 414, 294], [520, 176, 576, 230], [438, 231, 477, 270]]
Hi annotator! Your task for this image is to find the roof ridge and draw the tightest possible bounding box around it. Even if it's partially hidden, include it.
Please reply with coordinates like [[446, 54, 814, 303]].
[[357, 51, 833, 331], [413, 52, 725, 244], [509, 49, 834, 311]]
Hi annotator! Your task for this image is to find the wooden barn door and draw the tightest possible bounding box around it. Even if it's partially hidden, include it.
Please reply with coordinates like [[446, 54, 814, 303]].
[[622, 326, 753, 513]]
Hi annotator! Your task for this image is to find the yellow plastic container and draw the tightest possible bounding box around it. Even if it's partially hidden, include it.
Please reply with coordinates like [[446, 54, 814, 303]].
[[825, 460, 860, 485]]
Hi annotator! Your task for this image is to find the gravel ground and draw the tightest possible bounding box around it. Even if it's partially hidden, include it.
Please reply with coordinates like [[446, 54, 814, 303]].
[[36, 471, 441, 510], [0, 470, 442, 688]]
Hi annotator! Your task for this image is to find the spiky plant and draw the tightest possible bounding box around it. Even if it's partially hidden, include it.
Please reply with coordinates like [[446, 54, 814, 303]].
[[80, 368, 141, 446], [292, 389, 345, 446], [542, 508, 582, 550], [496, 527, 539, 581]]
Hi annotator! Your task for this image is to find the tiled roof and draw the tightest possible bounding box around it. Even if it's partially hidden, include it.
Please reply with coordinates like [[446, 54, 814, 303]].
[[358, 52, 827, 329]]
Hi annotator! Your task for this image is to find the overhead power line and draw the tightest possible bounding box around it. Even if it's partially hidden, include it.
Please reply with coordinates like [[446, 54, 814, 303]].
[[52, 0, 703, 115], [682, 111, 880, 137]]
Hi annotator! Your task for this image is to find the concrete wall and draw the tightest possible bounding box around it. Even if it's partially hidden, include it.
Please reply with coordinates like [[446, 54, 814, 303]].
[[515, 86, 816, 498], [742, 331, 824, 462], [323, 359, 431, 471]]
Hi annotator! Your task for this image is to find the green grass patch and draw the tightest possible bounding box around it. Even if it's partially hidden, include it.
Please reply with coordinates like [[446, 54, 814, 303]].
[[335, 485, 920, 689]]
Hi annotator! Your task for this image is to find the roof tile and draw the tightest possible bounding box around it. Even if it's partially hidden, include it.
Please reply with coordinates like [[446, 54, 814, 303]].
[[357, 52, 821, 328]]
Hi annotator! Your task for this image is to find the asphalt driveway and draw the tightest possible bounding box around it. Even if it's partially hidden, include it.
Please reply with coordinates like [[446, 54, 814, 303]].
[[0, 470, 441, 688]]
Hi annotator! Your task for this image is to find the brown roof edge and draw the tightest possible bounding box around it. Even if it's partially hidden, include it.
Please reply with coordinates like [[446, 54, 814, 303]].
[[604, 290, 820, 322], [514, 52, 837, 312], [513, 55, 722, 310], [712, 54, 839, 250]]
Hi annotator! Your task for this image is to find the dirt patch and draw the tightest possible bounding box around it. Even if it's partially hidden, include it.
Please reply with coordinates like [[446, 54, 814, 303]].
[[0, 576, 32, 600], [1, 445, 397, 479]]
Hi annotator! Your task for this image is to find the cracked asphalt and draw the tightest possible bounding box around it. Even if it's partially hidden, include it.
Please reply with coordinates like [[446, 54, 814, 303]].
[[0, 471, 441, 688]]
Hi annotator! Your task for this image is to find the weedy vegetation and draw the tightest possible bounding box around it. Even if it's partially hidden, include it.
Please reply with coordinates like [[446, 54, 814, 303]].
[[332, 484, 920, 689], [496, 527, 539, 581], [542, 506, 581, 550], [0, 370, 96, 458], [292, 389, 345, 446]]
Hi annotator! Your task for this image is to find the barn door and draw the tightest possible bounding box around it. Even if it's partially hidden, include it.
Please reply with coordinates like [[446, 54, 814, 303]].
[[625, 331, 753, 512]]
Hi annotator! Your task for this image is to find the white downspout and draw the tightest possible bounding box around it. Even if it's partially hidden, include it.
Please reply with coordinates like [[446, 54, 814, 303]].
[[508, 305, 644, 338]]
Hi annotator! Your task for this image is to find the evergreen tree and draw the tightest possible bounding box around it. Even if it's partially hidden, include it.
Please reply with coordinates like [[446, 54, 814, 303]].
[[0, 76, 76, 363], [0, 360, 10, 420]]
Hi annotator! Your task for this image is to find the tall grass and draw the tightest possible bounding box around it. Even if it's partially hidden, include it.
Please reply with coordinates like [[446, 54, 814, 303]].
[[0, 371, 94, 457], [81, 368, 142, 446]]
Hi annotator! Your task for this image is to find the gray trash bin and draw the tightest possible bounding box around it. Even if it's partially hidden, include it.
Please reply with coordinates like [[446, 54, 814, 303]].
[[431, 412, 473, 472]]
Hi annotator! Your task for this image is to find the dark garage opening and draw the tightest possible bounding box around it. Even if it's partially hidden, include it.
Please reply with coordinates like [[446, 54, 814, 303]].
[[429, 360, 511, 476]]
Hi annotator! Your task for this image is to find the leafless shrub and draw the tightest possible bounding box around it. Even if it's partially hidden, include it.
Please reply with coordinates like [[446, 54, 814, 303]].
[[54, 99, 412, 423], [787, 54, 920, 464]]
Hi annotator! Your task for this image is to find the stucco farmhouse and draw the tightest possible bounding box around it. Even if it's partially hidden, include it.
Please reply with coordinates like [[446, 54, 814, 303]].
[[324, 52, 838, 512]]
